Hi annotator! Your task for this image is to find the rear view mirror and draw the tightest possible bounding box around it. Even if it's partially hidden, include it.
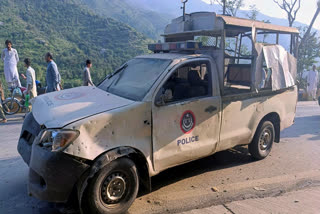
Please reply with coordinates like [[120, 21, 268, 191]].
[[155, 89, 173, 106]]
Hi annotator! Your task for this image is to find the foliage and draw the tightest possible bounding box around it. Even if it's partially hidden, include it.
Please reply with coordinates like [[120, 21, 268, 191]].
[[246, 4, 259, 20], [273, 0, 301, 27], [81, 0, 171, 40], [272, 0, 320, 90], [210, 0, 244, 16], [0, 0, 152, 93], [297, 28, 320, 72]]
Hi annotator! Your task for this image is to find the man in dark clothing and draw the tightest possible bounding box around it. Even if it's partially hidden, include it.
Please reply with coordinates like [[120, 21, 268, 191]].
[[45, 52, 61, 93]]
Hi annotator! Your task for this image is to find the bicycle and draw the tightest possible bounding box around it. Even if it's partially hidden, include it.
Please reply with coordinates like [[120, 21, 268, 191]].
[[3, 80, 46, 115], [3, 85, 27, 115]]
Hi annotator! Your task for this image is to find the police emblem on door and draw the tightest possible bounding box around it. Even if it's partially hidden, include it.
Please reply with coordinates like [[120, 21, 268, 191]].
[[180, 110, 196, 134]]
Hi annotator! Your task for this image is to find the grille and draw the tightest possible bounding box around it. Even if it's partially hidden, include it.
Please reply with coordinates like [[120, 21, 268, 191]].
[[21, 113, 42, 145]]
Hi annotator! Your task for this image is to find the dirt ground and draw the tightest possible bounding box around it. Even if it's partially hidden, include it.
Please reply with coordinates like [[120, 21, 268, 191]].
[[0, 101, 319, 214]]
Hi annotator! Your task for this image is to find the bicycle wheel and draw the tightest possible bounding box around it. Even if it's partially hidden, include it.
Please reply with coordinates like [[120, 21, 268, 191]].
[[3, 98, 20, 115]]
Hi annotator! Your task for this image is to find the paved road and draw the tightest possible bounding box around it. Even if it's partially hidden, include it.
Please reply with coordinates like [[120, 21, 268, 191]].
[[182, 186, 320, 214], [0, 101, 319, 214]]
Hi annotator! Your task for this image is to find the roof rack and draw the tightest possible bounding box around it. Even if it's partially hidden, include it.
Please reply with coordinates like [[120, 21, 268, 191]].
[[148, 41, 202, 53], [162, 12, 299, 40]]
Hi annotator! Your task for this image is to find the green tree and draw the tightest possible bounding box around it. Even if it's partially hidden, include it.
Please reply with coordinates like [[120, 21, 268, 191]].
[[0, 0, 151, 97], [297, 28, 320, 72], [210, 0, 244, 16], [246, 4, 259, 20], [273, 0, 301, 27], [273, 0, 320, 90]]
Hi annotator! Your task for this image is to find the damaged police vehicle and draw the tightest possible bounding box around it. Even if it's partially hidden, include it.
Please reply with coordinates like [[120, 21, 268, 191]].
[[18, 12, 299, 214]]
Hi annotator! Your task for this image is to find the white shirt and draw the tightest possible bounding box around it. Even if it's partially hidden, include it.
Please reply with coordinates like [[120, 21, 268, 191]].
[[26, 67, 37, 98], [1, 48, 20, 84], [83, 67, 94, 86], [307, 70, 318, 91]]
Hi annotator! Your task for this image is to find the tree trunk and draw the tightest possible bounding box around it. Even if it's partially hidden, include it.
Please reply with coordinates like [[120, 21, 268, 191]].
[[296, 7, 320, 57]]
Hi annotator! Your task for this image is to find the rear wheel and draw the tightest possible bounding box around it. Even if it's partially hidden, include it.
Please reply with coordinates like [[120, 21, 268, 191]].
[[249, 121, 275, 160], [3, 99, 20, 115], [83, 158, 139, 214]]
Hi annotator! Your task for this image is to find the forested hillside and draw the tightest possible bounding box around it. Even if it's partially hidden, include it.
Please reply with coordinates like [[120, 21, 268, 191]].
[[0, 0, 151, 88], [126, 0, 214, 16], [81, 0, 172, 40]]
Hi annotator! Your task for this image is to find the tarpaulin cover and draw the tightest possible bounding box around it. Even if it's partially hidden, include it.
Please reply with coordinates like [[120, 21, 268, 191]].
[[254, 43, 264, 89], [262, 45, 296, 91]]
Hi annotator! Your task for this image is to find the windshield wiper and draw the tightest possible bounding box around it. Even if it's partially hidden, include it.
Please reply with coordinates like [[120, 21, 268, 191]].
[[97, 64, 128, 87], [107, 64, 128, 79], [106, 64, 128, 92]]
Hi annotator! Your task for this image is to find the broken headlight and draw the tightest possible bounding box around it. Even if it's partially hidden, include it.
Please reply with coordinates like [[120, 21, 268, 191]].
[[39, 129, 80, 152]]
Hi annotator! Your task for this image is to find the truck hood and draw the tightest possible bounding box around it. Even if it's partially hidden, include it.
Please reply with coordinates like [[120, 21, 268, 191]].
[[32, 86, 135, 128]]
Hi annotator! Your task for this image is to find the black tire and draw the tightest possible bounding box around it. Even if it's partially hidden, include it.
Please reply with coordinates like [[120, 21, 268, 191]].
[[3, 99, 20, 115], [249, 121, 275, 160], [83, 158, 139, 214]]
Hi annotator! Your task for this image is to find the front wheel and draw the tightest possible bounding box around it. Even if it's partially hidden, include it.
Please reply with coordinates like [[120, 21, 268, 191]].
[[249, 121, 275, 160], [3, 98, 20, 115], [83, 158, 139, 214]]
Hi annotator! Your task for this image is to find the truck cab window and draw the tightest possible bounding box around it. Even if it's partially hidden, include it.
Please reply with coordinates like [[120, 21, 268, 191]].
[[223, 35, 253, 95], [160, 62, 211, 104]]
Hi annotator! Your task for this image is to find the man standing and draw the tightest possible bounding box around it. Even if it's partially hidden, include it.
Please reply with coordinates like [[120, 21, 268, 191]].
[[307, 65, 319, 101], [83, 59, 94, 86], [21, 58, 37, 114], [21, 58, 37, 99], [45, 52, 61, 93], [1, 40, 21, 87]]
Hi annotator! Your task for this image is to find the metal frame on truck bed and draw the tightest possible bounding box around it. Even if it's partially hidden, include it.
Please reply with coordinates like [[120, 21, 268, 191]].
[[156, 12, 299, 96]]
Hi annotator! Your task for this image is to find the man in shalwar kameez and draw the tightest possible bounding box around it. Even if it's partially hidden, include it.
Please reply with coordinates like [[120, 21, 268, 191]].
[[1, 40, 21, 87], [307, 65, 319, 101]]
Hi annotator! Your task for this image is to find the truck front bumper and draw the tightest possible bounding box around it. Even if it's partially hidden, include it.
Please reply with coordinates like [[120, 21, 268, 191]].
[[28, 142, 90, 203], [17, 113, 90, 203]]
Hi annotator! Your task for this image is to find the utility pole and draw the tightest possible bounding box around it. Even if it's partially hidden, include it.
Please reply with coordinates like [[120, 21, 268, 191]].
[[181, 0, 188, 21], [223, 0, 226, 15]]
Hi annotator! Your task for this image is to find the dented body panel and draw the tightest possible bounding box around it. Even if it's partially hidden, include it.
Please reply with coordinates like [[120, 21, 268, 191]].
[[17, 52, 298, 204], [32, 86, 135, 128], [217, 87, 297, 152], [63, 101, 154, 174], [15, 12, 299, 209]]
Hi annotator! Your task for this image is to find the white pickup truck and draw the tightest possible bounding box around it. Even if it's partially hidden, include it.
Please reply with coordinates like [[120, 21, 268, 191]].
[[17, 12, 298, 214]]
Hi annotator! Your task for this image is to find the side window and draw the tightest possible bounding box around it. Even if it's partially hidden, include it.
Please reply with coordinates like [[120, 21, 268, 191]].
[[159, 61, 212, 104]]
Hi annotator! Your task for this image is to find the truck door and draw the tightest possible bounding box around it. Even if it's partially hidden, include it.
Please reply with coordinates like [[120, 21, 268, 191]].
[[152, 59, 221, 172]]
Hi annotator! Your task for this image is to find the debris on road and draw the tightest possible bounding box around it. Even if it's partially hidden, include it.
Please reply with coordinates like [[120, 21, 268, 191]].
[[211, 187, 219, 192], [253, 187, 266, 191]]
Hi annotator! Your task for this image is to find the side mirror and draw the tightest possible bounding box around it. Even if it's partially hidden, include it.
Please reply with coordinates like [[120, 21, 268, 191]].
[[155, 89, 173, 106]]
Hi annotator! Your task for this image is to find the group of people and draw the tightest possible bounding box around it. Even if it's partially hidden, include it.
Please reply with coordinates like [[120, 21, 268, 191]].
[[0, 40, 94, 123]]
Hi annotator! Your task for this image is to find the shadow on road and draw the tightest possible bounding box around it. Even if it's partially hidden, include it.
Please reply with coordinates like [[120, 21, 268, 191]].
[[0, 156, 21, 164], [0, 114, 24, 126], [0, 147, 253, 214], [151, 146, 253, 192], [0, 156, 63, 214], [282, 115, 320, 141], [0, 121, 23, 126]]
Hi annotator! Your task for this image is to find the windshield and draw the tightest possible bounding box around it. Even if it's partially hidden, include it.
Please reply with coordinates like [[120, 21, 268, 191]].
[[98, 58, 171, 101]]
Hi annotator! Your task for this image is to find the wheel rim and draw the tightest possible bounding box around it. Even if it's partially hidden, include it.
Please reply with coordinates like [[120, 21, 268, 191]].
[[101, 172, 127, 204], [3, 100, 20, 115], [259, 126, 273, 151]]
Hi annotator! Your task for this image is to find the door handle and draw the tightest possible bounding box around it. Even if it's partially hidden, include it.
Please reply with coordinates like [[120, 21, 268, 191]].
[[205, 106, 217, 113]]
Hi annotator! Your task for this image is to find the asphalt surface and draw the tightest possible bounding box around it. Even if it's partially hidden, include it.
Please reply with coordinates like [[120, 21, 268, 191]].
[[0, 101, 319, 214], [182, 186, 320, 214]]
